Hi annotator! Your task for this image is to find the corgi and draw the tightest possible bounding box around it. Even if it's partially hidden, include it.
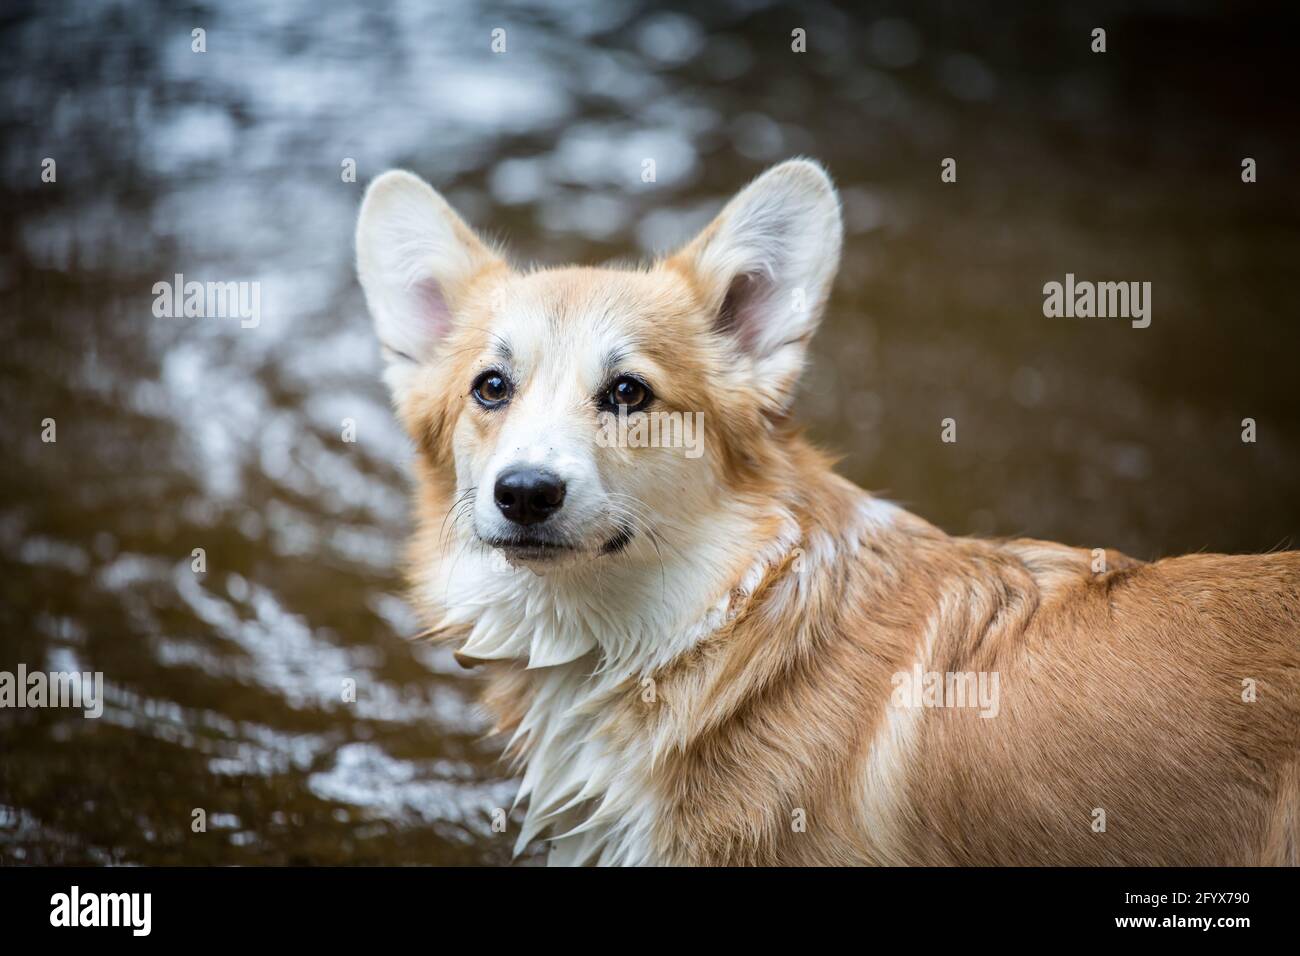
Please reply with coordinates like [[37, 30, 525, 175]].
[[355, 159, 1300, 866]]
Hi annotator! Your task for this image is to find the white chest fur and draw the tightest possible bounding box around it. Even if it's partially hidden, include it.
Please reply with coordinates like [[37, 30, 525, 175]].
[[422, 498, 896, 864]]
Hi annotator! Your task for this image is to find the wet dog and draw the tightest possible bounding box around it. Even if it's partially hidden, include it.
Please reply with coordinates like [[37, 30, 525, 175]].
[[356, 160, 1299, 865]]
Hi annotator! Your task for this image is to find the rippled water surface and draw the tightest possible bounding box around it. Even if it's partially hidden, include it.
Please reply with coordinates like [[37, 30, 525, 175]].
[[1, 1, 1297, 864]]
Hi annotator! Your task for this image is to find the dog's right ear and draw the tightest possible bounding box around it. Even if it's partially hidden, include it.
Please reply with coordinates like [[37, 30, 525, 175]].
[[355, 170, 501, 386]]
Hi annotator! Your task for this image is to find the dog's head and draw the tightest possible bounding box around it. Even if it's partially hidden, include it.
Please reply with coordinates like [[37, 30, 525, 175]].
[[356, 160, 842, 573]]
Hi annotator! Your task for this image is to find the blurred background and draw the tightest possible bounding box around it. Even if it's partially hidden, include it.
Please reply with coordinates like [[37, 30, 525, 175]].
[[0, 0, 1296, 864]]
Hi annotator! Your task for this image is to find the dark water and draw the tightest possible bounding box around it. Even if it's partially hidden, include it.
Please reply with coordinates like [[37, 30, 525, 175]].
[[1, 0, 1297, 864]]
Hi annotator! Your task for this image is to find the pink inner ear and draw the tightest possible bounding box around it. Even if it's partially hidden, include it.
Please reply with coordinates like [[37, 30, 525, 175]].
[[412, 277, 453, 341], [716, 272, 773, 354]]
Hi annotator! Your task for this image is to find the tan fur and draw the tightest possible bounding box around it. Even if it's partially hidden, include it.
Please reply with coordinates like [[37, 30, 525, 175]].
[[359, 162, 1300, 866]]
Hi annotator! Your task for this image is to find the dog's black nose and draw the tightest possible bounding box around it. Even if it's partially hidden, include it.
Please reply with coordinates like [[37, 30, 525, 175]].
[[493, 467, 566, 526]]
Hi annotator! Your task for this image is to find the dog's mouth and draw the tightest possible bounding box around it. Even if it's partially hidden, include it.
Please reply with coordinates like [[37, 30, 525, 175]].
[[483, 524, 634, 564], [600, 525, 634, 555], [490, 538, 576, 562]]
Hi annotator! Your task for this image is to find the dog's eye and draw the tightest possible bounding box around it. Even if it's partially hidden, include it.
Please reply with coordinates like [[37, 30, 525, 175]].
[[471, 371, 512, 407], [605, 376, 652, 412]]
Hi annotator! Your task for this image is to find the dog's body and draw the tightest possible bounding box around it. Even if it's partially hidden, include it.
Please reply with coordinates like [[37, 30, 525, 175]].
[[357, 160, 1300, 865]]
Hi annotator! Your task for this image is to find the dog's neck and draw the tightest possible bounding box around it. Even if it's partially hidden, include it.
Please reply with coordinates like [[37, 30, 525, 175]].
[[425, 492, 802, 677], [414, 487, 807, 864], [414, 448, 899, 863]]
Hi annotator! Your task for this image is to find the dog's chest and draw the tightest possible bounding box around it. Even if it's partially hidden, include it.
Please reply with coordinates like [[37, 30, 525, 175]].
[[510, 663, 663, 866]]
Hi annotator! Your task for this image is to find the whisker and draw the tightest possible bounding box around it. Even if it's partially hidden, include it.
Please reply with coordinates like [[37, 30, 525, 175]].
[[438, 487, 477, 550], [602, 493, 672, 598]]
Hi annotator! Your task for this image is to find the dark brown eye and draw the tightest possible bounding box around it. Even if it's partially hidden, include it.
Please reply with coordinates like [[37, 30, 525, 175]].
[[471, 371, 511, 407], [605, 376, 651, 411]]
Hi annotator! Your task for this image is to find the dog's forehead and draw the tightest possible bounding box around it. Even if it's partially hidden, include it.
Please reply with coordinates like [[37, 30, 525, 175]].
[[486, 268, 689, 373]]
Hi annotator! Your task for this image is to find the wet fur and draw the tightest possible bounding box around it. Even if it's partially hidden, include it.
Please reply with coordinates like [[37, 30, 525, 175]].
[[358, 161, 1300, 866]]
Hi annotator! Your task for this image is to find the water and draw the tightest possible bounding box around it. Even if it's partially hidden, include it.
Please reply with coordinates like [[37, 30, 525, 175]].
[[1, 0, 1297, 864]]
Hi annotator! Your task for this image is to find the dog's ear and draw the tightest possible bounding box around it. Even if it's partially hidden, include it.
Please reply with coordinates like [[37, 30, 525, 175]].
[[356, 170, 501, 386], [669, 159, 842, 409]]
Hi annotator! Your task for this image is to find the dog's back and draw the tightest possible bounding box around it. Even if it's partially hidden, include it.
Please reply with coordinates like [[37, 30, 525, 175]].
[[899, 544, 1300, 865], [615, 468, 1297, 865]]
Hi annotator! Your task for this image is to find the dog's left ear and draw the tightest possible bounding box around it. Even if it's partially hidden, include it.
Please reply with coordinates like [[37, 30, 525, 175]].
[[669, 159, 842, 409]]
